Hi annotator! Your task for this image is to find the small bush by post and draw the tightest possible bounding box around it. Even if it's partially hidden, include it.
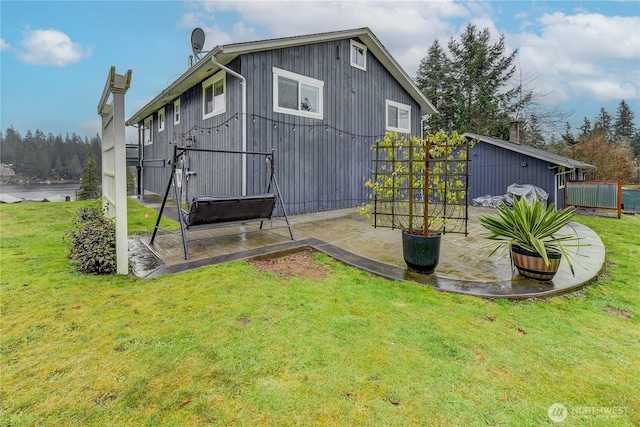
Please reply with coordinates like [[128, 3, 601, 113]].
[[65, 205, 117, 275]]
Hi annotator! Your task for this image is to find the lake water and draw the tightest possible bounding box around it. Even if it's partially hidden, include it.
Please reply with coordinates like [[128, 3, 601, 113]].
[[622, 188, 640, 211], [0, 183, 81, 202]]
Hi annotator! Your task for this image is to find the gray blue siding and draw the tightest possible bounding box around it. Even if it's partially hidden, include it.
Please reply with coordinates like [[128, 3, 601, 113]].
[[469, 142, 563, 207], [140, 38, 422, 215]]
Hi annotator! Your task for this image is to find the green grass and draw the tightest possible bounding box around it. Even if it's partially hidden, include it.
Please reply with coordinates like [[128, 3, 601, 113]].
[[1, 201, 638, 426]]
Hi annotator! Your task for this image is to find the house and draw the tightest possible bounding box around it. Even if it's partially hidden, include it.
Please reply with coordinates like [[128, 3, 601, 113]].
[[464, 127, 596, 208], [126, 28, 437, 215]]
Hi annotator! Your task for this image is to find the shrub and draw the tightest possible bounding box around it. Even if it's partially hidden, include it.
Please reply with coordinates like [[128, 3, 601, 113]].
[[65, 205, 117, 275]]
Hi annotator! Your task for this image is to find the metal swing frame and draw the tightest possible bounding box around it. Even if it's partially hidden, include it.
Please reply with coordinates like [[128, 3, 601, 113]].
[[150, 145, 294, 260]]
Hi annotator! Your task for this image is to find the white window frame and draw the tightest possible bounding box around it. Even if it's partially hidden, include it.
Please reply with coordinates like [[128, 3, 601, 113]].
[[350, 39, 367, 71], [143, 116, 153, 146], [273, 67, 324, 120], [157, 107, 165, 132], [385, 100, 411, 133], [557, 167, 576, 190], [202, 71, 226, 119], [173, 99, 181, 125]]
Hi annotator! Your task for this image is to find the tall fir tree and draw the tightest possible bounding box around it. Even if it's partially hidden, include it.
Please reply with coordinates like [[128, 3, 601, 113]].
[[593, 107, 613, 140], [417, 23, 532, 139], [578, 117, 592, 139], [77, 154, 101, 200], [416, 40, 456, 132], [613, 99, 636, 144]]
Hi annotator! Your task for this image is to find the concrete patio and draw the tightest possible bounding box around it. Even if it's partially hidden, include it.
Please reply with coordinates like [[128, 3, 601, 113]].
[[129, 194, 606, 299]]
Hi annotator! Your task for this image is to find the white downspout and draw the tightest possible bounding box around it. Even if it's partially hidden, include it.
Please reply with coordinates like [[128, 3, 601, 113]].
[[212, 55, 247, 196]]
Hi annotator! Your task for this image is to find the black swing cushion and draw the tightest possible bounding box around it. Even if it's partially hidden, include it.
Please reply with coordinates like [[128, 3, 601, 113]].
[[184, 193, 277, 227]]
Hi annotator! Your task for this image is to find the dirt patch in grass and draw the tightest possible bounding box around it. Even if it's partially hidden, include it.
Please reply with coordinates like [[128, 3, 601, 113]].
[[249, 249, 327, 280], [603, 306, 633, 319]]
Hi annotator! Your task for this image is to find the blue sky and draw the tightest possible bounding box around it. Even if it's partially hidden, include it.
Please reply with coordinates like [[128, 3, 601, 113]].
[[1, 0, 639, 143]]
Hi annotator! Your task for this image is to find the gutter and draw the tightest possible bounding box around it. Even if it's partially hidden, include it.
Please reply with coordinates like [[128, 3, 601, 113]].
[[212, 55, 247, 196]]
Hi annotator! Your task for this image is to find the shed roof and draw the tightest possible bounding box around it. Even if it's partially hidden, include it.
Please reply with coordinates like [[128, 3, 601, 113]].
[[126, 27, 437, 126], [464, 133, 596, 170]]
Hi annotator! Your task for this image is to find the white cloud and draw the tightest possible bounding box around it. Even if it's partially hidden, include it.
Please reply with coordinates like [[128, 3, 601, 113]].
[[18, 28, 92, 67], [0, 38, 10, 50], [510, 12, 640, 104], [187, 0, 472, 76], [179, 2, 639, 117]]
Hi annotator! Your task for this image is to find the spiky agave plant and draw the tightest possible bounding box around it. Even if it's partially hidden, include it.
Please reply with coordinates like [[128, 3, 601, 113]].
[[478, 197, 584, 275]]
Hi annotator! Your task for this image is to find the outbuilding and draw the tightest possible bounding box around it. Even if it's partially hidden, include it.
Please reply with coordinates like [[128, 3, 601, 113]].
[[464, 129, 596, 208]]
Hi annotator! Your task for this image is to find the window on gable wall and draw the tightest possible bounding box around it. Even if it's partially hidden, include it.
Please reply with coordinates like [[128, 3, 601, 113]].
[[158, 108, 165, 132], [174, 99, 180, 125], [350, 39, 367, 71], [273, 67, 324, 120], [144, 116, 153, 145], [385, 100, 411, 133], [202, 71, 226, 119]]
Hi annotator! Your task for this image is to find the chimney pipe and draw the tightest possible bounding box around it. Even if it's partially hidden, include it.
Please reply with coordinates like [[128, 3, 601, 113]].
[[509, 121, 520, 143]]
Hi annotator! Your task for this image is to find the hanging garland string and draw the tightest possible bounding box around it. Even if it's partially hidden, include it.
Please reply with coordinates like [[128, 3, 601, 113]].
[[172, 112, 387, 146]]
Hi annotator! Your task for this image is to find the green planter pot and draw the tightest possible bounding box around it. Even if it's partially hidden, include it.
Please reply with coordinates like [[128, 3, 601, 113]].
[[511, 244, 562, 281], [402, 230, 441, 274]]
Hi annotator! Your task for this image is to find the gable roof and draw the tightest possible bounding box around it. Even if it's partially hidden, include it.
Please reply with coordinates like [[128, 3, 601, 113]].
[[126, 27, 437, 126], [464, 133, 596, 170]]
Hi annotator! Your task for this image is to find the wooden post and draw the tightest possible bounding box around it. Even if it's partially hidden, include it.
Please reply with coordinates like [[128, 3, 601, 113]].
[[423, 137, 430, 236], [408, 137, 414, 234]]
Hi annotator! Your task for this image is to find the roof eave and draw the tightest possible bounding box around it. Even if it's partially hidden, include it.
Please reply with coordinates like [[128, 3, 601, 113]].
[[126, 27, 438, 125], [464, 133, 596, 170], [126, 47, 223, 126]]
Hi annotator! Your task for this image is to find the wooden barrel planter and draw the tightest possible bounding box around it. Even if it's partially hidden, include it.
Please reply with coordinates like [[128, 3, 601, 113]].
[[402, 231, 441, 274], [511, 244, 562, 281]]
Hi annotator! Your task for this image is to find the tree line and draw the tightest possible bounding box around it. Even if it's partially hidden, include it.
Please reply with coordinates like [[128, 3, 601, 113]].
[[416, 23, 639, 182], [0, 127, 102, 182]]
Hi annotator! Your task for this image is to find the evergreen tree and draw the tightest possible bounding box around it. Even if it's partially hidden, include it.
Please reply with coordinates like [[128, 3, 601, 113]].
[[416, 40, 456, 132], [67, 154, 83, 180], [632, 130, 640, 158], [417, 23, 533, 138], [520, 113, 545, 148], [77, 154, 101, 200], [613, 100, 636, 144], [593, 107, 613, 140], [1, 127, 104, 181], [578, 117, 592, 139], [0, 126, 21, 164], [561, 122, 576, 146]]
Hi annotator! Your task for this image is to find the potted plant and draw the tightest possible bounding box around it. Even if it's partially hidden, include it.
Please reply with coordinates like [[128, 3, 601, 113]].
[[478, 196, 583, 281], [360, 131, 470, 274]]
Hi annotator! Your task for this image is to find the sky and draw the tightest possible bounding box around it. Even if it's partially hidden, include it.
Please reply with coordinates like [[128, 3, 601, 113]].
[[1, 0, 639, 143]]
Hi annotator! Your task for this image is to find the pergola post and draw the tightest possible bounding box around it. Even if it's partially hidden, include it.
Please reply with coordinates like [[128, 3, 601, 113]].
[[98, 66, 132, 275]]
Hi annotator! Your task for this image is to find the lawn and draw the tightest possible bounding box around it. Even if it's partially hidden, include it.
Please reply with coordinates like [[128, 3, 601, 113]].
[[1, 200, 638, 426]]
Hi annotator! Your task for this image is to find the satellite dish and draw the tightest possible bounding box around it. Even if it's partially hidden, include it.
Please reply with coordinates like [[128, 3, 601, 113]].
[[191, 28, 205, 57]]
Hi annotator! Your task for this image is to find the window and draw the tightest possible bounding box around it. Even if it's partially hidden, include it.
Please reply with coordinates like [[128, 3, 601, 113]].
[[350, 39, 367, 71], [202, 71, 226, 119], [174, 99, 181, 125], [157, 108, 165, 132], [273, 67, 324, 119], [385, 100, 411, 133], [557, 168, 576, 189], [144, 116, 153, 145]]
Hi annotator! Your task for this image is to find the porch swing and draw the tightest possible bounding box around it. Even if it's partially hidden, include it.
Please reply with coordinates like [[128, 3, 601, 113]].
[[150, 145, 295, 260]]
